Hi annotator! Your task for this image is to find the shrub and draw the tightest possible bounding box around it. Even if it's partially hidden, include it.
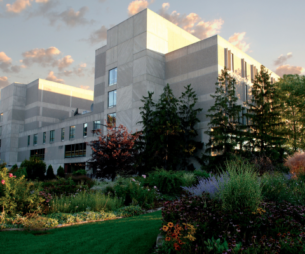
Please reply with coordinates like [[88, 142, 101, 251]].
[[57, 166, 65, 178], [181, 172, 196, 187], [8, 164, 18, 174], [284, 152, 305, 179], [214, 159, 263, 213], [0, 167, 44, 216], [72, 169, 87, 176], [115, 205, 144, 217], [46, 165, 55, 179], [20, 156, 46, 181], [147, 168, 185, 195], [194, 169, 210, 179], [15, 167, 27, 178], [71, 175, 94, 188], [251, 154, 275, 177]]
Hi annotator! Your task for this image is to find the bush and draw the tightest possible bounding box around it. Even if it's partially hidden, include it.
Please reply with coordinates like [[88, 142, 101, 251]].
[[214, 159, 263, 213], [147, 168, 185, 195], [46, 165, 55, 179], [0, 167, 44, 216], [71, 175, 94, 188], [72, 169, 87, 176], [20, 156, 46, 181], [115, 205, 144, 217], [57, 166, 65, 178], [181, 172, 196, 187], [15, 167, 27, 178], [284, 152, 305, 179], [8, 164, 18, 174]]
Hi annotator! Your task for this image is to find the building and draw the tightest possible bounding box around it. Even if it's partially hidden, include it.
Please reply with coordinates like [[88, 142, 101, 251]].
[[0, 9, 280, 173]]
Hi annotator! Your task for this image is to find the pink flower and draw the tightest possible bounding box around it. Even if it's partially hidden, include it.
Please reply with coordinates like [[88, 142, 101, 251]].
[[14, 176, 16, 178], [142, 175, 146, 179], [9, 173, 13, 178], [132, 178, 135, 182], [154, 186, 157, 189], [1, 179, 5, 185]]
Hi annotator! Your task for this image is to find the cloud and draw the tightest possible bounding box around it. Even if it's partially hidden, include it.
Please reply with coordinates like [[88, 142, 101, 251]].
[[36, 0, 48, 2], [49, 6, 94, 27], [228, 32, 250, 52], [80, 85, 90, 90], [54, 55, 74, 70], [275, 65, 305, 77], [0, 76, 9, 89], [6, 0, 31, 13], [21, 46, 60, 67], [0, 52, 21, 73], [60, 63, 87, 77], [46, 71, 65, 83], [128, 0, 149, 16], [274, 52, 293, 66], [88, 25, 107, 44], [158, 3, 224, 40]]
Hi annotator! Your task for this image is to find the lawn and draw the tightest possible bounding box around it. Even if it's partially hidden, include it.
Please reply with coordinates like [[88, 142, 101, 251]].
[[0, 211, 162, 254]]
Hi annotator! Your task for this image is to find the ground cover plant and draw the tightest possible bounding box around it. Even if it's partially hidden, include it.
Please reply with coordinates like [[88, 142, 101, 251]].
[[0, 210, 162, 254]]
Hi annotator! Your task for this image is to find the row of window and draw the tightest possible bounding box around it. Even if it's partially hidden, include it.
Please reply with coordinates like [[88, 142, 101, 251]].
[[27, 114, 116, 146]]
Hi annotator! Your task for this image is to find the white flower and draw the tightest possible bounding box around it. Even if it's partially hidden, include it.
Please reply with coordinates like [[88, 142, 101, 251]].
[[148, 189, 150, 191], [142, 175, 146, 179], [154, 186, 157, 189], [132, 178, 135, 182]]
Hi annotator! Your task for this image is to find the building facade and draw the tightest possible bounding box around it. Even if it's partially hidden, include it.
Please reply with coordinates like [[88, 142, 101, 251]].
[[0, 9, 279, 173]]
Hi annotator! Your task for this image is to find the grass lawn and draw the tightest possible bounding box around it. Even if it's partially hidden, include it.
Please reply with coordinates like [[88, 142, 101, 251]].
[[0, 211, 162, 254]]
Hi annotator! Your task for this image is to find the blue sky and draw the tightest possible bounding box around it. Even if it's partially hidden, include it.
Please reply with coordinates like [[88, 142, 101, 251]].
[[0, 0, 304, 91]]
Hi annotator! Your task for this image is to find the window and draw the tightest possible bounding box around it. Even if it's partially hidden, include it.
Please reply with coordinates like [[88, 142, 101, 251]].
[[69, 126, 75, 139], [0, 126, 2, 136], [83, 123, 87, 137], [0, 113, 3, 122], [33, 134, 38, 145], [230, 53, 234, 72], [93, 120, 101, 130], [61, 128, 65, 141], [0, 139, 1, 148], [107, 113, 116, 126], [27, 135, 30, 146], [43, 132, 46, 144], [108, 68, 117, 86], [30, 149, 45, 160], [65, 143, 86, 158], [244, 84, 248, 102], [108, 90, 117, 108], [245, 61, 247, 79], [50, 130, 55, 143]]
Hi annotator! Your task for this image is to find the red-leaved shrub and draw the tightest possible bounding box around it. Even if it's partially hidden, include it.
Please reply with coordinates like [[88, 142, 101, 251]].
[[284, 152, 305, 179]]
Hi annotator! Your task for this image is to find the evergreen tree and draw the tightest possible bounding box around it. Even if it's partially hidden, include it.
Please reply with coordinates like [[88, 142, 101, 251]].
[[204, 68, 243, 165], [46, 165, 55, 179], [244, 65, 285, 157]]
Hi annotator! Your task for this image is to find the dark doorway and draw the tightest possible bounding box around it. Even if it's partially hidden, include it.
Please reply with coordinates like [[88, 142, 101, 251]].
[[64, 163, 86, 173]]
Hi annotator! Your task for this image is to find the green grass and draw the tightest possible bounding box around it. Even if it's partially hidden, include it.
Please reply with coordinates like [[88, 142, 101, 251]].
[[0, 211, 162, 254]]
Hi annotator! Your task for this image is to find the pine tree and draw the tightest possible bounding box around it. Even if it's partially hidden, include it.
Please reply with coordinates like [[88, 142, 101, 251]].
[[244, 65, 285, 157]]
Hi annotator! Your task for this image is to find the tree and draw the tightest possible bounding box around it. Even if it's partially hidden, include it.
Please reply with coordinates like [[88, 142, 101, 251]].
[[87, 122, 141, 181], [20, 156, 46, 181], [135, 84, 203, 172], [46, 165, 55, 179], [57, 166, 65, 178], [244, 65, 285, 158], [275, 74, 305, 152], [203, 68, 243, 166]]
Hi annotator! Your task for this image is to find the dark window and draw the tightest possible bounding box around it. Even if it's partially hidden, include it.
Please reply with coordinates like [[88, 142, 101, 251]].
[[0, 126, 2, 136], [61, 128, 65, 141], [30, 149, 45, 160], [28, 135, 30, 146], [0, 113, 3, 122], [43, 132, 46, 144], [83, 123, 87, 137], [50, 130, 55, 142], [231, 53, 234, 72], [108, 68, 117, 86], [65, 143, 86, 158], [69, 126, 75, 139], [245, 61, 247, 79], [0, 139, 1, 148], [107, 113, 116, 126], [108, 90, 117, 108], [33, 134, 38, 145], [93, 120, 101, 130]]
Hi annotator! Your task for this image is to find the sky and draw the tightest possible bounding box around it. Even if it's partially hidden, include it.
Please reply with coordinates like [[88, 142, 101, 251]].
[[0, 0, 304, 91]]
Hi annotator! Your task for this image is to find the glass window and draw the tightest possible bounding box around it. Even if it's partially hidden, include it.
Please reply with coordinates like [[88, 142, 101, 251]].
[[0, 139, 1, 148], [65, 143, 86, 158], [61, 128, 65, 141], [108, 90, 117, 108], [50, 130, 55, 143], [83, 123, 87, 137], [30, 149, 45, 160], [43, 132, 46, 144], [108, 68, 117, 86], [93, 120, 101, 130], [33, 134, 38, 145], [231, 53, 234, 72], [27, 135, 30, 146], [0, 126, 2, 136], [107, 113, 116, 126], [69, 126, 75, 139], [0, 113, 3, 122]]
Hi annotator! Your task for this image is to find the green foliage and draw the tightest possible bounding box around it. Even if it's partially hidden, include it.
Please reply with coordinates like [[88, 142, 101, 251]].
[[46, 165, 55, 179], [113, 178, 157, 209], [50, 191, 123, 213], [20, 156, 46, 181], [0, 167, 44, 216], [15, 167, 27, 178], [214, 158, 263, 213], [203, 237, 242, 253], [148, 168, 185, 195], [135, 84, 203, 173], [115, 205, 144, 217], [57, 166, 65, 178], [72, 169, 87, 176], [193, 169, 210, 180], [71, 175, 95, 188], [181, 172, 196, 187]]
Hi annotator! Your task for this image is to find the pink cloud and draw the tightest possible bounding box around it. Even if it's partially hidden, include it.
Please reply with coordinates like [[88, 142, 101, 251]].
[[55, 55, 74, 70], [22, 46, 60, 67], [0, 76, 9, 88], [80, 85, 90, 90], [46, 71, 65, 84], [0, 52, 21, 73], [275, 65, 305, 77], [158, 3, 224, 40], [89, 25, 107, 44], [228, 32, 250, 52], [274, 52, 293, 66], [60, 63, 87, 77], [128, 0, 150, 16], [6, 0, 31, 13]]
